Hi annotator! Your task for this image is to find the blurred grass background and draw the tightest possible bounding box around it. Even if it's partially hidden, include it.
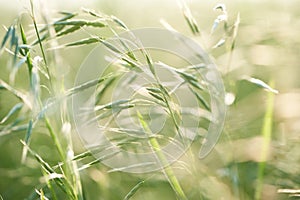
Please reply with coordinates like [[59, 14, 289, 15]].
[[0, 0, 300, 199]]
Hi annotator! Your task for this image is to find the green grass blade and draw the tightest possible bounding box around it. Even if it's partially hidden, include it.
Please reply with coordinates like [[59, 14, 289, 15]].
[[82, 7, 103, 18], [0, 124, 28, 136], [58, 11, 78, 18], [31, 12, 78, 45], [55, 19, 106, 27], [121, 56, 143, 72], [21, 119, 33, 163], [29, 1, 52, 87], [72, 151, 92, 161], [21, 139, 56, 174], [243, 77, 279, 94], [35, 189, 49, 200], [24, 120, 33, 144], [111, 15, 129, 30], [66, 73, 118, 96], [0, 26, 13, 50], [0, 79, 32, 109], [12, 35, 19, 66], [100, 39, 122, 54], [56, 25, 81, 37], [0, 103, 23, 124], [137, 111, 188, 200], [255, 80, 276, 200], [20, 140, 69, 196], [180, 1, 200, 35], [65, 37, 100, 47], [148, 91, 165, 102], [1, 24, 19, 65], [230, 12, 240, 52], [20, 24, 33, 75], [94, 99, 131, 111], [78, 151, 121, 171], [124, 180, 145, 200], [188, 86, 210, 111], [44, 117, 65, 160], [145, 54, 156, 76], [9, 25, 16, 48]]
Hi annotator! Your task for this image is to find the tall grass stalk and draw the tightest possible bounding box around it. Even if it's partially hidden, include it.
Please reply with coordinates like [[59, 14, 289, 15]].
[[255, 79, 275, 200], [29, 0, 52, 88], [19, 3, 84, 199], [137, 111, 188, 200]]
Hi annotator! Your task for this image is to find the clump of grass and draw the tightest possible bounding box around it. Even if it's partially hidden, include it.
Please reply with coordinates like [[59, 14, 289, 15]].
[[0, 2, 284, 200], [0, 2, 222, 199]]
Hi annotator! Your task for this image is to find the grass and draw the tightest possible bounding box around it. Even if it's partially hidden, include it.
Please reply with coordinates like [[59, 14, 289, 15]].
[[0, 1, 299, 200], [255, 79, 276, 200]]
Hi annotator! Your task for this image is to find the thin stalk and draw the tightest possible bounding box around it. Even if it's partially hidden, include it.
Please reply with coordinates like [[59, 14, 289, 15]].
[[144, 53, 183, 141], [29, 0, 53, 90], [19, 24, 33, 78], [137, 111, 188, 200], [28, 2, 83, 198], [44, 117, 65, 161], [255, 79, 275, 200]]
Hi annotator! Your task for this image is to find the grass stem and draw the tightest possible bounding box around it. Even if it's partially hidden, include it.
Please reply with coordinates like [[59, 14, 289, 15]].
[[137, 111, 188, 200], [255, 79, 275, 200]]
